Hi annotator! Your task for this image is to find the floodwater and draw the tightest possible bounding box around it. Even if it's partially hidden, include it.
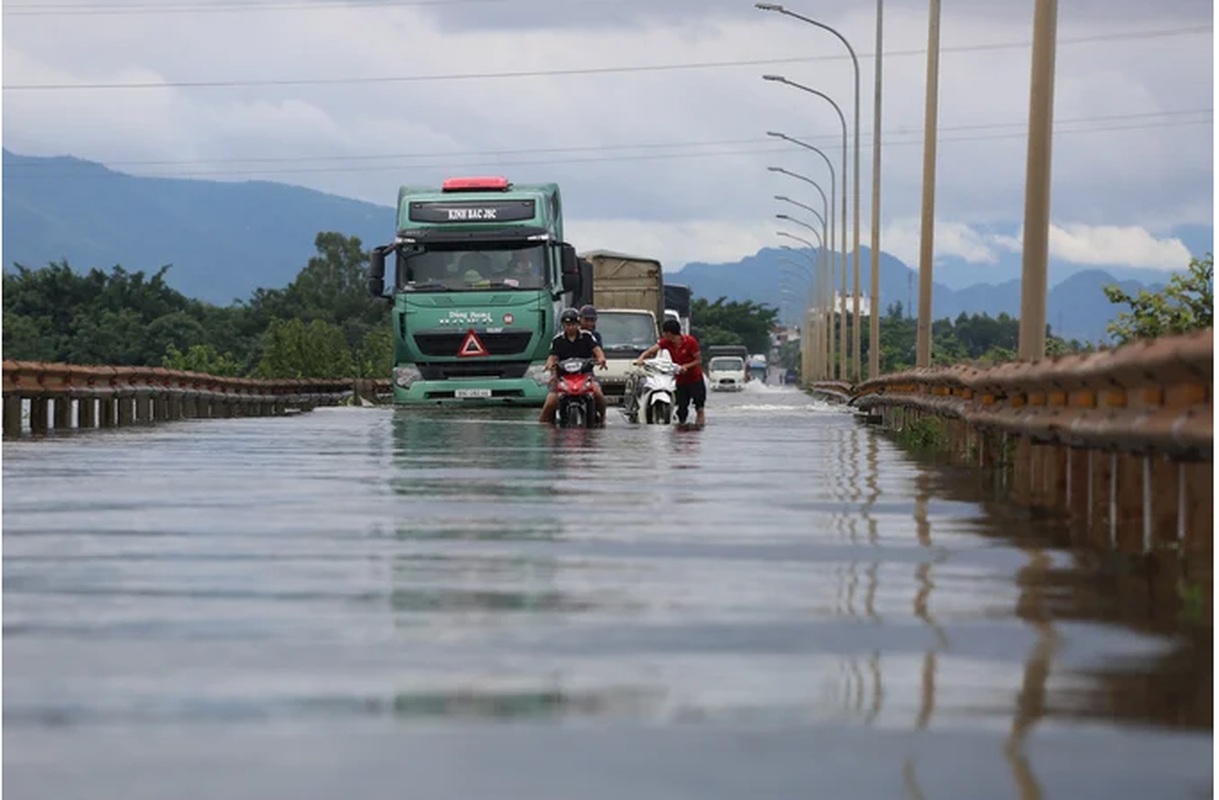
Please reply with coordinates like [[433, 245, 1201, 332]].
[[3, 381, 1212, 799]]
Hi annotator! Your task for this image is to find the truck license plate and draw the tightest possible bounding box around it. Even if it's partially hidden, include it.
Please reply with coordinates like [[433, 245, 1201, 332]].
[[455, 388, 492, 398]]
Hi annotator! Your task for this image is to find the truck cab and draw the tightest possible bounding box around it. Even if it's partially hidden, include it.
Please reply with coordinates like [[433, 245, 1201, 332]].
[[704, 345, 749, 391], [747, 353, 769, 384], [706, 354, 747, 391], [593, 308, 660, 402], [367, 175, 588, 405]]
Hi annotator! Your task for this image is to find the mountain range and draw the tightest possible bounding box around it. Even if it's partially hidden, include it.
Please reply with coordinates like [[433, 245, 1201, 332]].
[[670, 247, 1166, 343], [3, 148, 1205, 343]]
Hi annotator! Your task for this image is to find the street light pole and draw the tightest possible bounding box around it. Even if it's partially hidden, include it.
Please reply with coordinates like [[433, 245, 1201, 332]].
[[762, 74, 850, 381], [756, 2, 862, 382], [868, 0, 884, 378], [1017, 0, 1058, 361], [780, 236, 824, 378], [780, 245, 822, 378], [768, 155, 836, 378], [777, 230, 829, 379], [778, 265, 816, 381], [767, 151, 833, 274], [915, 0, 941, 368]]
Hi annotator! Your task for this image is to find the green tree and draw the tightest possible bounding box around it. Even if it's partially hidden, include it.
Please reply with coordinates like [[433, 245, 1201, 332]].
[[1103, 253, 1213, 344], [690, 296, 778, 355], [242, 232, 388, 353], [255, 317, 355, 379], [162, 343, 243, 376], [353, 326, 394, 379]]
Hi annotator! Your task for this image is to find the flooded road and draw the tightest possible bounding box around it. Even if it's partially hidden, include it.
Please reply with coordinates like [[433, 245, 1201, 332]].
[[3, 383, 1211, 799]]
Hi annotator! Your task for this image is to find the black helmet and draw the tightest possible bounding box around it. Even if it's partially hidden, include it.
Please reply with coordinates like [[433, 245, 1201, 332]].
[[579, 304, 598, 320], [560, 308, 580, 324]]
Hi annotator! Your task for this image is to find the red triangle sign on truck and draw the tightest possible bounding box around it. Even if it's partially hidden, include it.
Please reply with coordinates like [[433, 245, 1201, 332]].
[[457, 328, 489, 358]]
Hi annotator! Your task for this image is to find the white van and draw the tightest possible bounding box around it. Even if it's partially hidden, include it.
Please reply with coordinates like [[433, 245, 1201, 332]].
[[707, 355, 747, 391]]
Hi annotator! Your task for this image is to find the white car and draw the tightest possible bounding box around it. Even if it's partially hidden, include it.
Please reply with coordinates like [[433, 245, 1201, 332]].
[[706, 355, 747, 391]]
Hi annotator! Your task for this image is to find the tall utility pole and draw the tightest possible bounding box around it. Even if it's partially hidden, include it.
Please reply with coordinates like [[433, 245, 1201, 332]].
[[1017, 0, 1059, 361], [868, 0, 884, 378], [915, 0, 941, 368]]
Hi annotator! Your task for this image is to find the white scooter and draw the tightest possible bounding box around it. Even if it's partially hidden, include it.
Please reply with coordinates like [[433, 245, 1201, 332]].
[[622, 350, 680, 424]]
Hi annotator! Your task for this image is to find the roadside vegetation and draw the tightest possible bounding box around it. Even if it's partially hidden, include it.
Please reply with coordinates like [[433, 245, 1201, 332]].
[[4, 236, 1210, 381]]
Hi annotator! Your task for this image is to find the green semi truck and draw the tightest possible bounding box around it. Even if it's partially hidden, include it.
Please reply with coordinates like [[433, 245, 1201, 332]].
[[366, 175, 591, 405]]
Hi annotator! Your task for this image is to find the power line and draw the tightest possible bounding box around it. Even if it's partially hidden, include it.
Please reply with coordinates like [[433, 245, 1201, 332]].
[[4, 118, 1209, 180], [7, 0, 609, 15], [5, 108, 1209, 169], [3, 25, 1209, 91]]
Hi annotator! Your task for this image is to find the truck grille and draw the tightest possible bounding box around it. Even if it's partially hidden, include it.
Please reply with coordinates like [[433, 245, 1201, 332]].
[[417, 361, 531, 380], [413, 330, 534, 357]]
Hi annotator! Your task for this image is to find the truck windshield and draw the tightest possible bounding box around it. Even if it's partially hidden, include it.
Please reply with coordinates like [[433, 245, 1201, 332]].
[[709, 357, 745, 371], [598, 313, 658, 352], [397, 244, 548, 291]]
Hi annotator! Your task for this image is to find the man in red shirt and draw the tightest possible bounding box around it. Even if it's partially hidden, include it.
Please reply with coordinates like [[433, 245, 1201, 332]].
[[634, 318, 707, 426]]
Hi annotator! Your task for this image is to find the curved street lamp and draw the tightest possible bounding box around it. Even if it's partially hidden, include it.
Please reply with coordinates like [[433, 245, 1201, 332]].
[[762, 73, 852, 380], [780, 241, 827, 380], [757, 4, 864, 380], [767, 137, 835, 265], [777, 229, 832, 378]]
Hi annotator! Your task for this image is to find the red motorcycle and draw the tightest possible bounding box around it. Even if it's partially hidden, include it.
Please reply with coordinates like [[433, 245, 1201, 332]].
[[553, 357, 598, 428]]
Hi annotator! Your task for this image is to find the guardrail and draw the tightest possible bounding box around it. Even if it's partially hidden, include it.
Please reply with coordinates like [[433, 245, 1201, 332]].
[[2, 361, 392, 436], [811, 329, 1213, 554]]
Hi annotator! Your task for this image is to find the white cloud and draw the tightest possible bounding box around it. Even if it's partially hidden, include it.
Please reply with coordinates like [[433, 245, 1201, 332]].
[[568, 218, 773, 268], [875, 218, 1003, 266], [1046, 223, 1194, 270], [865, 219, 1195, 272]]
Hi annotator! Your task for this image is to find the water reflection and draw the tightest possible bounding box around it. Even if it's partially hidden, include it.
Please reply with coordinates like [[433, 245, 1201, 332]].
[[362, 685, 661, 720], [909, 455, 1213, 734], [2, 396, 1212, 800]]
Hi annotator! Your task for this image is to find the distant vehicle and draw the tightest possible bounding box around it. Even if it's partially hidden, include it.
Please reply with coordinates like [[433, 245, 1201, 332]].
[[707, 355, 747, 391], [663, 283, 692, 336], [747, 353, 768, 384]]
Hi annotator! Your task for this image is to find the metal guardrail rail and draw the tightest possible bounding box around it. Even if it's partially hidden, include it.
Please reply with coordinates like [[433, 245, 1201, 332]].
[[2, 360, 392, 436], [809, 329, 1213, 554], [814, 328, 1212, 460]]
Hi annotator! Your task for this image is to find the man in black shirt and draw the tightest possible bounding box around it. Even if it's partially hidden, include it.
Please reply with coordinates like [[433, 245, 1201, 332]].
[[579, 305, 603, 347], [539, 307, 608, 424]]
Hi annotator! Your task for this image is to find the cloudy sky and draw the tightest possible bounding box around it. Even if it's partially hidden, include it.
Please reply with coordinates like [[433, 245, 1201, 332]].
[[3, 0, 1213, 272]]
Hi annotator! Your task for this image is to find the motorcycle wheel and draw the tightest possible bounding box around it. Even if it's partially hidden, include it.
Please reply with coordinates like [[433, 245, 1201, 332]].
[[568, 402, 586, 428], [653, 400, 672, 425]]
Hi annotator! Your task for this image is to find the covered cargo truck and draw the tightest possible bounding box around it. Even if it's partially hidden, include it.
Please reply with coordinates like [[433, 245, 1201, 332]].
[[578, 250, 665, 404]]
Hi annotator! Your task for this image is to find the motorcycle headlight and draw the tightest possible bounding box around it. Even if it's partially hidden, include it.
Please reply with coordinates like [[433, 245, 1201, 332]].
[[393, 366, 422, 388], [524, 363, 552, 387]]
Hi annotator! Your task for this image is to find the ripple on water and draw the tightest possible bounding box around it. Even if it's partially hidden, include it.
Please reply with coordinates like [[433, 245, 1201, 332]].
[[3, 393, 1211, 799]]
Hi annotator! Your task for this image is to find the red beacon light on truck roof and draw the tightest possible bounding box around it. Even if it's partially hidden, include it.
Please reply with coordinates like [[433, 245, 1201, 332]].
[[441, 175, 510, 192]]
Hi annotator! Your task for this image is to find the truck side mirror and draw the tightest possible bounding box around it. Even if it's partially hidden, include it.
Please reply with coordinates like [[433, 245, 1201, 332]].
[[577, 258, 594, 306], [368, 246, 388, 298], [559, 243, 579, 293]]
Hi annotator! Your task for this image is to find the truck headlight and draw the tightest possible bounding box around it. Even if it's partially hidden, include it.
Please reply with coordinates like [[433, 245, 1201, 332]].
[[524, 363, 551, 387], [393, 366, 421, 388]]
